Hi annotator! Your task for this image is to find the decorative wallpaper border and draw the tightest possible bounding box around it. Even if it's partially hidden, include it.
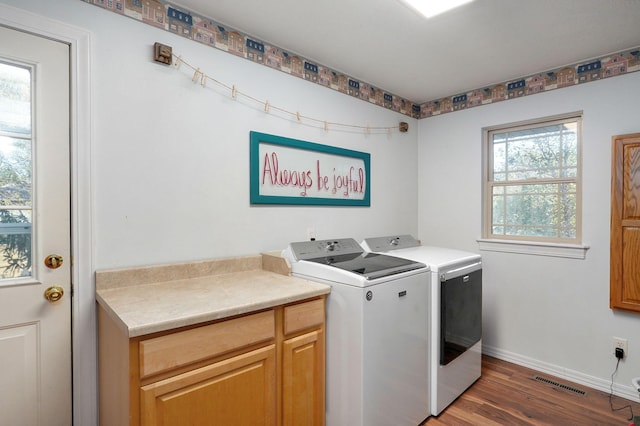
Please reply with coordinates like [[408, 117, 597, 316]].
[[420, 47, 640, 118], [84, 0, 639, 120]]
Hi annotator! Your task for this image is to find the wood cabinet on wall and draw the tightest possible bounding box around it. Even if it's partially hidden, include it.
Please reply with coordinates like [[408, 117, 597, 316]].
[[98, 297, 325, 425], [611, 132, 640, 313]]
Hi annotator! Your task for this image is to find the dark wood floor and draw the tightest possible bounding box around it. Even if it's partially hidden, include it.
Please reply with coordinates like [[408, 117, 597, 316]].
[[421, 355, 640, 425]]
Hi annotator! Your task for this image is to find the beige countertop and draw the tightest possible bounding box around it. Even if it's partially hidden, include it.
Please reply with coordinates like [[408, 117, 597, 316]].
[[96, 254, 330, 337]]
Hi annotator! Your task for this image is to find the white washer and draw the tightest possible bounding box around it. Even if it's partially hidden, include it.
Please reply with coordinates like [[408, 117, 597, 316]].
[[282, 238, 431, 426], [362, 235, 482, 416]]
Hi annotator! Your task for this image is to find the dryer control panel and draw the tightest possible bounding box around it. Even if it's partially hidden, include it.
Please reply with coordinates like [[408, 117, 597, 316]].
[[362, 235, 421, 252]]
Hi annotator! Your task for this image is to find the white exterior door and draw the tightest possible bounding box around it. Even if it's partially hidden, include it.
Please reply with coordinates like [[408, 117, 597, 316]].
[[0, 25, 71, 426]]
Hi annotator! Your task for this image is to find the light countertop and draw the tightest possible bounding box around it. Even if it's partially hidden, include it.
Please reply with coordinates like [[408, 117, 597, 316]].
[[96, 254, 330, 337]]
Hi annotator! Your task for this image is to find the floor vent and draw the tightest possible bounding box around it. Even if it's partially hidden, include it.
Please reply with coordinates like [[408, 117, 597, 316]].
[[532, 375, 587, 396]]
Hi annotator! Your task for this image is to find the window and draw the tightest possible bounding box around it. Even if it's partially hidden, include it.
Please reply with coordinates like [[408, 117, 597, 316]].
[[0, 61, 33, 279], [483, 113, 582, 245]]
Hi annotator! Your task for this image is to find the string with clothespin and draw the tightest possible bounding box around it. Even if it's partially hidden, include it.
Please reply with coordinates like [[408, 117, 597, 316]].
[[172, 53, 402, 134]]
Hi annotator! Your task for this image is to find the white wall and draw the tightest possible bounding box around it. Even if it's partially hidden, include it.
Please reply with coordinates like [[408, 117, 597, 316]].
[[91, 29, 421, 268], [418, 71, 640, 399], [98, 12, 421, 269], [5, 1, 638, 422], [4, 0, 419, 269], [1, 2, 419, 424]]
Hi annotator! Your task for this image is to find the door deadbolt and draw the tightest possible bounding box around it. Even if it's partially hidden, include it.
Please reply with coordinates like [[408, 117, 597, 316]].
[[44, 254, 64, 269]]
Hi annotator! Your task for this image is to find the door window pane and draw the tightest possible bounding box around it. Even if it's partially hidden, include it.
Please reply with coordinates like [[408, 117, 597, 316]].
[[0, 62, 32, 280], [0, 62, 30, 135]]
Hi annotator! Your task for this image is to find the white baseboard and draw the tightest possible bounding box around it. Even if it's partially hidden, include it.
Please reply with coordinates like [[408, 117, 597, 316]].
[[482, 344, 640, 403]]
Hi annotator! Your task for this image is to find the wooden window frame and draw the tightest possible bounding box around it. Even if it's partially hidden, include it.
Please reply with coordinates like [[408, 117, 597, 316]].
[[480, 113, 585, 256]]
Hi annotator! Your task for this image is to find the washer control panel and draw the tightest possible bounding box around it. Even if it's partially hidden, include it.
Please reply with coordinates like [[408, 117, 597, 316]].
[[289, 238, 363, 261]]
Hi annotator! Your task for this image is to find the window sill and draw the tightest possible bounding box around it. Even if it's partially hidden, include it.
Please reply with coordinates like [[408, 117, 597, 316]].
[[476, 239, 590, 259]]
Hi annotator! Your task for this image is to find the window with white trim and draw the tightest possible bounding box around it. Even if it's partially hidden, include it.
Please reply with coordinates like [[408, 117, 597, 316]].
[[483, 113, 582, 244]]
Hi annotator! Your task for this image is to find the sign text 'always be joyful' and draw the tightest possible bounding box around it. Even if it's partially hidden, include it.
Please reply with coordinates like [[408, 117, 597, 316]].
[[250, 132, 370, 206]]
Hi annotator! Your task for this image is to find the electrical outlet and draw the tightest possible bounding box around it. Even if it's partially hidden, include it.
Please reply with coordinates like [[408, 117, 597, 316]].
[[612, 336, 628, 358], [306, 227, 317, 240]]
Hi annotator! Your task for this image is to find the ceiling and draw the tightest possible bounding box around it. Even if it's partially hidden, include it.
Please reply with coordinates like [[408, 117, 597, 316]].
[[174, 0, 640, 104]]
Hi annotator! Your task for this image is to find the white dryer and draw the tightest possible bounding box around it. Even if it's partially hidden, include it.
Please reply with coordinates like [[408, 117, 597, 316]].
[[362, 235, 482, 416], [282, 238, 431, 426]]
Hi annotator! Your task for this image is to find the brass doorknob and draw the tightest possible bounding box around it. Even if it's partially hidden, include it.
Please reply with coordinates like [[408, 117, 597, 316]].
[[44, 254, 64, 269], [44, 286, 64, 302]]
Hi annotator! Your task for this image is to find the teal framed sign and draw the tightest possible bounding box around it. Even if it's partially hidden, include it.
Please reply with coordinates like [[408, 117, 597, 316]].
[[250, 131, 370, 206]]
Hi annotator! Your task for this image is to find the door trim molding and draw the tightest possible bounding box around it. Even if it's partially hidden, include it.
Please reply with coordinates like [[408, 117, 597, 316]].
[[0, 5, 95, 425]]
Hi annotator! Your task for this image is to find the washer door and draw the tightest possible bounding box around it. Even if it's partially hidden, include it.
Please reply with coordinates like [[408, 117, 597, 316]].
[[363, 275, 430, 425]]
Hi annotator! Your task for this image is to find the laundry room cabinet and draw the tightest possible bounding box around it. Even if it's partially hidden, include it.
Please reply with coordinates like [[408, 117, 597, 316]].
[[96, 255, 329, 426], [140, 344, 277, 425], [611, 132, 640, 313], [98, 296, 325, 425], [281, 298, 326, 425], [136, 310, 277, 425]]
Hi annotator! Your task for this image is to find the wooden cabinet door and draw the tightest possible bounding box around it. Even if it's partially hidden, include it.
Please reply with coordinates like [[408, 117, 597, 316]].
[[611, 133, 640, 312], [282, 330, 325, 426], [140, 345, 276, 426]]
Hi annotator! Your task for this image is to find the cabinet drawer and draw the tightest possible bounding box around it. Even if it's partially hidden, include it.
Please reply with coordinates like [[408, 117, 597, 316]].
[[139, 310, 275, 378], [284, 298, 324, 336]]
